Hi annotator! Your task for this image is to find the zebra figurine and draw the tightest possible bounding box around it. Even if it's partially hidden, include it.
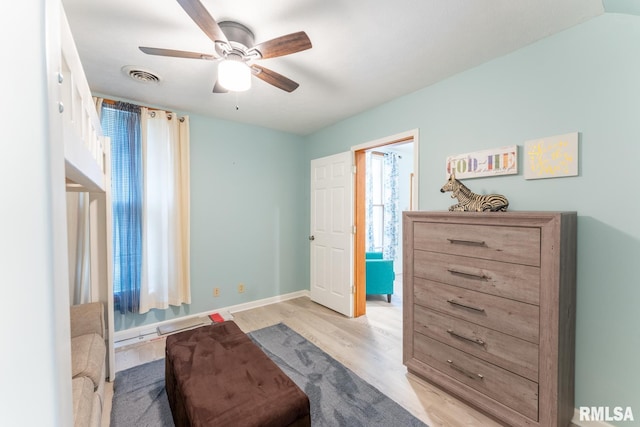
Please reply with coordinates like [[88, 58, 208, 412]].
[[440, 174, 509, 212]]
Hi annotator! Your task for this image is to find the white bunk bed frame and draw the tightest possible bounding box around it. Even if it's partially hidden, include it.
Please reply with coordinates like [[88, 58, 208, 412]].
[[60, 9, 115, 381]]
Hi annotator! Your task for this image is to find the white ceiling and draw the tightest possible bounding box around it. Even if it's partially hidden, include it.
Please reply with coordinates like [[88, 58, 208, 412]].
[[62, 0, 604, 135]]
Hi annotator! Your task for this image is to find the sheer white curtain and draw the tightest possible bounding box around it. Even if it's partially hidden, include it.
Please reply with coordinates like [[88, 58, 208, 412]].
[[365, 152, 375, 251], [67, 192, 91, 304], [138, 108, 191, 313]]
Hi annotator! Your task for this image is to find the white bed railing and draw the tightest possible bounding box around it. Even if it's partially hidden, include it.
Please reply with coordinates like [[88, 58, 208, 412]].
[[60, 10, 106, 192]]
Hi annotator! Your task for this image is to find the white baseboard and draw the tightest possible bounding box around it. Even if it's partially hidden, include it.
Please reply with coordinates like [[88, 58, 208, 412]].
[[228, 289, 310, 315], [113, 290, 310, 347], [571, 408, 617, 427]]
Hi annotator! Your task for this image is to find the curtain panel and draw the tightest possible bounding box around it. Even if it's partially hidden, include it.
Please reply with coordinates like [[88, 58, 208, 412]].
[[365, 152, 375, 252], [139, 109, 191, 313], [66, 192, 91, 305], [99, 99, 190, 314], [101, 100, 143, 314]]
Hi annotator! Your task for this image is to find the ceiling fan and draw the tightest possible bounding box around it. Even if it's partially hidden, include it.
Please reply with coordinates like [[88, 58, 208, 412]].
[[139, 0, 312, 93]]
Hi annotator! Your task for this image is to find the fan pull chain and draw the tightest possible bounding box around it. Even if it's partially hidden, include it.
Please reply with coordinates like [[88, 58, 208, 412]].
[[235, 92, 240, 111]]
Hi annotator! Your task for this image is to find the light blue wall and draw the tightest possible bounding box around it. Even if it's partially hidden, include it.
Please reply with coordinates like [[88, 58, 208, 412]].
[[111, 11, 640, 420], [114, 114, 307, 330], [303, 12, 640, 423]]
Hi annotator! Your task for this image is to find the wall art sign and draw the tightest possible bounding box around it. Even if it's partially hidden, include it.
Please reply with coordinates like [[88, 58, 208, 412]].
[[524, 132, 579, 180], [445, 145, 517, 179]]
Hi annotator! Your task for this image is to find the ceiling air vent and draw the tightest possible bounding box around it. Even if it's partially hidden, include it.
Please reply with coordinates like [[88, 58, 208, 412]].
[[122, 66, 161, 83]]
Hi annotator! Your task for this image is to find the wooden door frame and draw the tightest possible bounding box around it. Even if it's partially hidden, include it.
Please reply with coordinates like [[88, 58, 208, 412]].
[[352, 129, 420, 317]]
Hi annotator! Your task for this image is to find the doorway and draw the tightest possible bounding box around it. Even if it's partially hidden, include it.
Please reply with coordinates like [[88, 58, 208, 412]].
[[353, 130, 419, 317]]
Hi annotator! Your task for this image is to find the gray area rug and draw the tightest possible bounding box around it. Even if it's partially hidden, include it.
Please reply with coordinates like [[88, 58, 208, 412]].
[[111, 323, 427, 427]]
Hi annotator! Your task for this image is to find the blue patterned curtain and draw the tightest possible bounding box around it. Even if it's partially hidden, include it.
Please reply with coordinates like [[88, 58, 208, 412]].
[[101, 102, 142, 314], [383, 152, 399, 261]]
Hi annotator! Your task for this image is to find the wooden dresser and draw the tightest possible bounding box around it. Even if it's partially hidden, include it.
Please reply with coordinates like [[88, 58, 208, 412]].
[[403, 211, 576, 426]]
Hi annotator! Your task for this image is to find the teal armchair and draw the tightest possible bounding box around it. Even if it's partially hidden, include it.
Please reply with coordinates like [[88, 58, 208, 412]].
[[365, 252, 395, 302]]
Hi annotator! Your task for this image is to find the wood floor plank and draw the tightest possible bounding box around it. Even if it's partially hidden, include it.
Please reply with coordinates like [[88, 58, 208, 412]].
[[231, 294, 503, 427], [105, 286, 505, 427]]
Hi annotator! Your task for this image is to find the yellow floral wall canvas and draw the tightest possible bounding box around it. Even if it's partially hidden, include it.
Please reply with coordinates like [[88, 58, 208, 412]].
[[524, 132, 579, 180]]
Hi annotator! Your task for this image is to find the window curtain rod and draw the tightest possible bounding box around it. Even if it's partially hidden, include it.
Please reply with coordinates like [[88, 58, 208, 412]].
[[370, 150, 402, 159], [101, 98, 186, 122]]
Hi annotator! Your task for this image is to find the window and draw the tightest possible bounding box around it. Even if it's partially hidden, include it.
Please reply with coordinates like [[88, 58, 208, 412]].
[[369, 153, 385, 252], [100, 101, 191, 314], [366, 150, 400, 261]]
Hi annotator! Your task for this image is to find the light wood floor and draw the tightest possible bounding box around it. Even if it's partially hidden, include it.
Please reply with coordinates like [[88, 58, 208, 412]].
[[102, 284, 505, 427]]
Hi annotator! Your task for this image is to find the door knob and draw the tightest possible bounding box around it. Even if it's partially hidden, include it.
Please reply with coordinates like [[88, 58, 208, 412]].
[[308, 235, 315, 241]]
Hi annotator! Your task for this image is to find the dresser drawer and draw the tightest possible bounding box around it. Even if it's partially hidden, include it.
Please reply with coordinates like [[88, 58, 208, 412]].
[[414, 335, 539, 421], [414, 305, 539, 381], [414, 222, 540, 266], [414, 278, 539, 343], [414, 250, 540, 305]]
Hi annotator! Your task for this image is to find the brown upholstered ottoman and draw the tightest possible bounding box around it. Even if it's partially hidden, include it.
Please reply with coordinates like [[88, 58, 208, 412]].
[[165, 321, 310, 427]]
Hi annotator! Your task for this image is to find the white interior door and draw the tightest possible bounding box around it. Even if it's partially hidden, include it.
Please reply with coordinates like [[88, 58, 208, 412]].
[[310, 152, 354, 317]]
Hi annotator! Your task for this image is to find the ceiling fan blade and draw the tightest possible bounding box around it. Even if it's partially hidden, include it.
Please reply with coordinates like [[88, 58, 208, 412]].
[[139, 46, 216, 60], [251, 65, 300, 92], [177, 0, 229, 45], [251, 31, 312, 59], [213, 80, 229, 93]]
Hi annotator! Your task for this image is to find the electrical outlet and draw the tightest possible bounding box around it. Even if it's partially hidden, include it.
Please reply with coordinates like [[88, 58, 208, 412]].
[[238, 283, 245, 294], [213, 287, 220, 297]]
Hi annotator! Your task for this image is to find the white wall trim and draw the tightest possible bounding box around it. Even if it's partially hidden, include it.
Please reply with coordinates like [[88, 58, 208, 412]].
[[229, 290, 310, 315], [113, 290, 310, 347], [351, 128, 418, 151], [571, 408, 617, 427]]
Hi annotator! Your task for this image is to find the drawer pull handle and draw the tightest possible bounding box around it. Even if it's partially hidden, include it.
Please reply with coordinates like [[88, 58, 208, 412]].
[[447, 268, 489, 281], [447, 299, 485, 312], [447, 359, 484, 380], [447, 238, 486, 247], [447, 329, 485, 346]]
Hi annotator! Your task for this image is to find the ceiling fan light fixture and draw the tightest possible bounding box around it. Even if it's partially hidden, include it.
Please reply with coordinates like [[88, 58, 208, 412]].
[[218, 57, 251, 92], [138, 1, 311, 93]]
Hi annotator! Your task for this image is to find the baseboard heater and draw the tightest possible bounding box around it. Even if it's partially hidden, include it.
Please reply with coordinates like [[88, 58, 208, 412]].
[[157, 317, 208, 336]]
